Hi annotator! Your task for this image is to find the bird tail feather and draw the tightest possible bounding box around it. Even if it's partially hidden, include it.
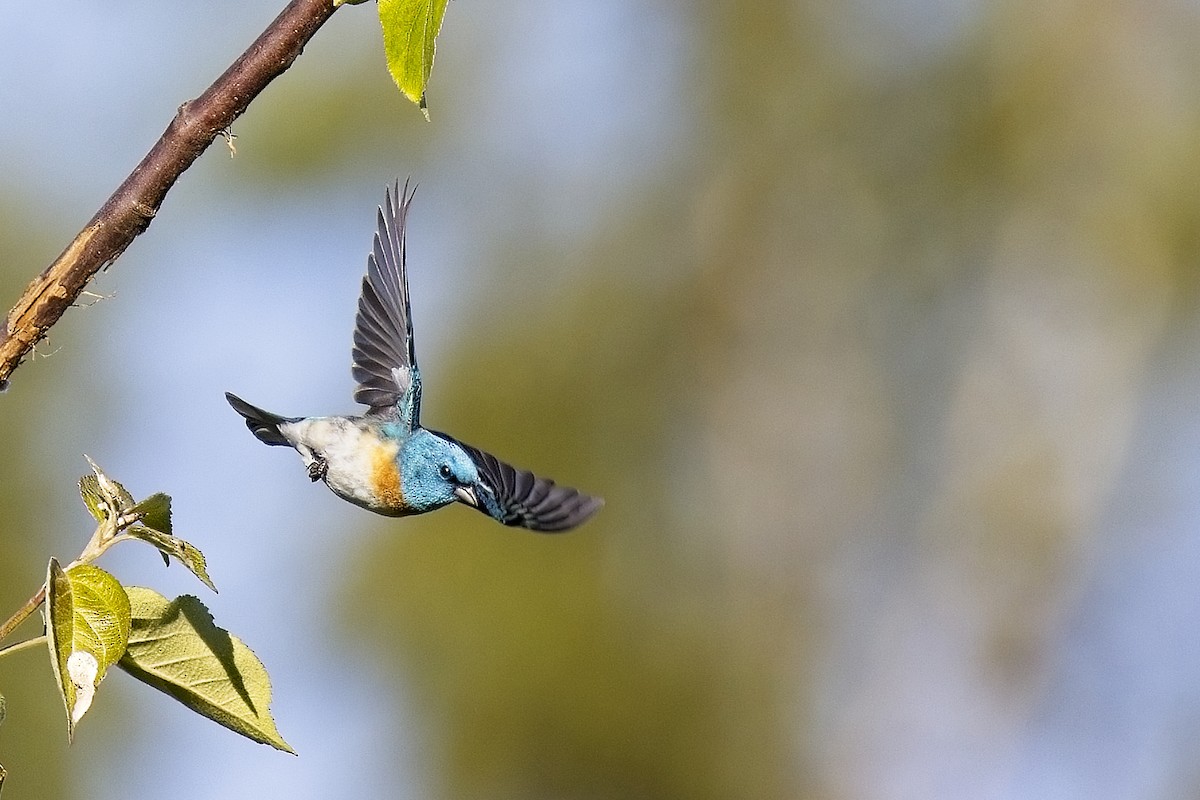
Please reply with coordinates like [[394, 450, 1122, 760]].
[[225, 392, 299, 447]]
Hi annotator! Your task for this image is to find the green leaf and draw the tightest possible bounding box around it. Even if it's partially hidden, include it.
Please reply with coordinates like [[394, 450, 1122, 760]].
[[67, 565, 132, 671], [132, 493, 172, 537], [46, 559, 77, 736], [85, 456, 135, 509], [78, 475, 107, 523], [46, 560, 131, 739], [118, 587, 293, 753], [124, 491, 216, 591], [127, 525, 217, 593], [378, 0, 448, 118], [80, 456, 135, 522]]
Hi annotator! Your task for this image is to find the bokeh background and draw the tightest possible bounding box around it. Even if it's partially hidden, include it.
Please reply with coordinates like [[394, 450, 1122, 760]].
[[4, 1, 1200, 798]]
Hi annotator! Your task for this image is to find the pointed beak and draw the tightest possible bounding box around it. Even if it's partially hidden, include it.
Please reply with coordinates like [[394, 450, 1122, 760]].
[[453, 485, 478, 507]]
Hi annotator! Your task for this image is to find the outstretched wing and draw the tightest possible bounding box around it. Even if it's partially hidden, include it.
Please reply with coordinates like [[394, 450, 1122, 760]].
[[352, 180, 421, 422], [451, 436, 604, 532]]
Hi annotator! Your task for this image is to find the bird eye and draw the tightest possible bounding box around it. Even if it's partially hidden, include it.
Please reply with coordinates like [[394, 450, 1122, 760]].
[[439, 464, 452, 480]]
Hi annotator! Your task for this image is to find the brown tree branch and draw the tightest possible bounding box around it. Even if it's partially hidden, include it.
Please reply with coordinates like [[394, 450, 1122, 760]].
[[0, 0, 341, 389]]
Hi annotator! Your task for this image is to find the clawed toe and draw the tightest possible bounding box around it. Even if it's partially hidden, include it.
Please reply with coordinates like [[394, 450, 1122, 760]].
[[308, 457, 328, 482]]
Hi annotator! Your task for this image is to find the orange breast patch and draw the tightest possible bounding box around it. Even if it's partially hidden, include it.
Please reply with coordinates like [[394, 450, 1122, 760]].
[[369, 440, 406, 510]]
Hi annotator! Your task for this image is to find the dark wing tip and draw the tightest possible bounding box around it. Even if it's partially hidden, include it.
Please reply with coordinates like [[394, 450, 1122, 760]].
[[352, 180, 421, 415], [451, 437, 603, 533], [525, 489, 604, 533]]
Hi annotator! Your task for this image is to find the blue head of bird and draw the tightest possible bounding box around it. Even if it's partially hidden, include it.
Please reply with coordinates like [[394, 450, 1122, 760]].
[[396, 428, 483, 512]]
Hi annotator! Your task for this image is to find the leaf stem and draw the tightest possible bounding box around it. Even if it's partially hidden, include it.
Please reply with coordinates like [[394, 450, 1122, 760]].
[[0, 635, 47, 660], [71, 525, 127, 569], [0, 585, 46, 645]]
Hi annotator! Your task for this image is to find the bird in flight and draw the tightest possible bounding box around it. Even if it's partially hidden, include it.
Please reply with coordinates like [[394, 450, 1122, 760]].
[[226, 182, 602, 532]]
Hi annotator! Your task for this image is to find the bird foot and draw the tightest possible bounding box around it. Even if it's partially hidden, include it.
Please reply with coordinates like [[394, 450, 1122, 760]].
[[308, 457, 328, 482]]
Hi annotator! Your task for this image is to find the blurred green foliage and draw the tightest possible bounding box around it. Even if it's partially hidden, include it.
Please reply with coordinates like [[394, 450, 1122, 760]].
[[353, 272, 803, 799], [0, 201, 72, 799], [347, 1, 1200, 798]]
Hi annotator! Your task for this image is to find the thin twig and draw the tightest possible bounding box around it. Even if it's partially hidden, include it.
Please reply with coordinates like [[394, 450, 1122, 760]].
[[0, 0, 341, 388], [0, 635, 47, 660], [0, 585, 46, 644]]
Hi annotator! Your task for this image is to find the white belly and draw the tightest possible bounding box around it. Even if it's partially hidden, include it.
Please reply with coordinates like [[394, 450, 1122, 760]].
[[278, 417, 404, 513]]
